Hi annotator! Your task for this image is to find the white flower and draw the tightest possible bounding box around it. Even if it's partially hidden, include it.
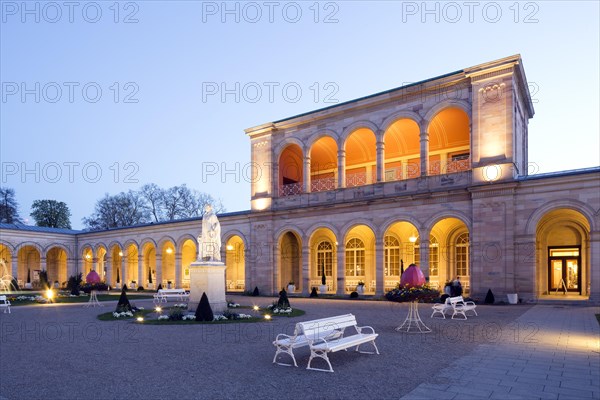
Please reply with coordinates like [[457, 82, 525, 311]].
[[238, 314, 252, 319], [213, 315, 227, 321], [158, 315, 169, 320], [182, 315, 196, 320]]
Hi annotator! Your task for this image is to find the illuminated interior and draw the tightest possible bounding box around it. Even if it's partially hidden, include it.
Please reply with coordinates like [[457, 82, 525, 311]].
[[181, 239, 196, 289], [383, 221, 419, 290], [344, 128, 376, 187], [82, 247, 93, 273], [429, 217, 470, 290], [309, 227, 337, 293], [310, 136, 338, 192], [225, 235, 245, 292], [279, 144, 303, 196], [110, 244, 123, 286], [126, 244, 138, 284], [384, 119, 421, 180], [96, 246, 107, 280], [428, 107, 471, 175], [344, 225, 375, 293], [279, 231, 302, 292], [161, 241, 175, 286], [46, 247, 67, 286]]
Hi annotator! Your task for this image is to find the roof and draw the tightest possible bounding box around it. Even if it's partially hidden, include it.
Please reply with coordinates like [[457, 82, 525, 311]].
[[0, 223, 81, 234], [0, 209, 252, 236]]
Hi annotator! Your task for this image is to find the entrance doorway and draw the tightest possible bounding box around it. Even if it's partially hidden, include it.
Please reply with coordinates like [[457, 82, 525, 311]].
[[548, 247, 581, 294]]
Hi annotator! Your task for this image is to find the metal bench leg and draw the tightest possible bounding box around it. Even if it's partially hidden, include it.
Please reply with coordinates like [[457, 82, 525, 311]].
[[306, 349, 334, 373], [273, 345, 298, 367], [355, 340, 379, 355]]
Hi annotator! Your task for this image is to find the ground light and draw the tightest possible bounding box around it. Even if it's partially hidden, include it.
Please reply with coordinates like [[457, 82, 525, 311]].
[[46, 289, 54, 303], [264, 314, 271, 320], [137, 316, 144, 322], [253, 305, 259, 311]]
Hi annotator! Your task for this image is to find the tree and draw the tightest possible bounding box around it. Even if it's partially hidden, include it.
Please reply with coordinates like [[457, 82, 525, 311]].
[[0, 187, 21, 223], [30, 199, 72, 229], [83, 190, 149, 230], [140, 183, 164, 222]]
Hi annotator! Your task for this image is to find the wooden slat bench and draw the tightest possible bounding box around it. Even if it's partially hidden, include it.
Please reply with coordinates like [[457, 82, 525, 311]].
[[431, 295, 477, 320], [153, 289, 189, 304], [298, 314, 379, 372]]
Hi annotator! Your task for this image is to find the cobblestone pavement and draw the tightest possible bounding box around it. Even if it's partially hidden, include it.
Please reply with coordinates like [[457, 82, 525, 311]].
[[401, 305, 600, 400], [0, 295, 598, 399]]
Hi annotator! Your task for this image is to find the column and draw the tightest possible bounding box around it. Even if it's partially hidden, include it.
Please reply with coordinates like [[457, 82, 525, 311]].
[[440, 152, 448, 174], [121, 254, 127, 286], [419, 236, 430, 282], [420, 128, 429, 176], [106, 256, 113, 287], [175, 252, 182, 289], [41, 256, 47, 272], [588, 231, 600, 302], [301, 246, 309, 295], [272, 161, 279, 196], [375, 238, 384, 296], [9, 257, 16, 280], [336, 244, 345, 295], [156, 254, 163, 287], [376, 139, 385, 183], [337, 149, 346, 188], [137, 254, 143, 288], [92, 257, 98, 272], [304, 155, 311, 193]]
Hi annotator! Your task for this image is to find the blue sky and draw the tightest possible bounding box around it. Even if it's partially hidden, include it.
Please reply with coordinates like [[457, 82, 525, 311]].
[[1, 1, 599, 229]]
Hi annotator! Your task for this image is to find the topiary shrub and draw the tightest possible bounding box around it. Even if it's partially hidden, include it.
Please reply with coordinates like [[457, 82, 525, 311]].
[[10, 278, 19, 291], [440, 294, 449, 304], [484, 289, 495, 304], [156, 283, 163, 291], [39, 270, 49, 290], [277, 289, 290, 309], [137, 286, 145, 291], [195, 292, 214, 322], [168, 308, 185, 321], [67, 273, 82, 296], [309, 287, 318, 298], [115, 288, 132, 313], [252, 286, 259, 297], [350, 291, 359, 299], [122, 284, 128, 292]]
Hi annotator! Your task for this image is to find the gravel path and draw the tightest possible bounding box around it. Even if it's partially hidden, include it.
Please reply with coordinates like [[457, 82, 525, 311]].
[[1, 295, 534, 400]]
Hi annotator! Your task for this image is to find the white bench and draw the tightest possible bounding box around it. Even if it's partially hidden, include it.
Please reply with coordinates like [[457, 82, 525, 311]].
[[299, 314, 379, 372], [273, 314, 347, 367], [153, 289, 189, 304], [0, 295, 11, 314], [431, 296, 477, 320]]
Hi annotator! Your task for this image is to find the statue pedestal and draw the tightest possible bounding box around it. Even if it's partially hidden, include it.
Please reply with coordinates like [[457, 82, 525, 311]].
[[188, 261, 227, 313]]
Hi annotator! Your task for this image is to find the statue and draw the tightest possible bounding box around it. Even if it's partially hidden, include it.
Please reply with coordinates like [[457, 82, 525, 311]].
[[197, 204, 221, 261]]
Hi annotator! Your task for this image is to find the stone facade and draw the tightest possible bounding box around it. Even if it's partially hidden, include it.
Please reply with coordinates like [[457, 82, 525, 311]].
[[1, 55, 598, 303]]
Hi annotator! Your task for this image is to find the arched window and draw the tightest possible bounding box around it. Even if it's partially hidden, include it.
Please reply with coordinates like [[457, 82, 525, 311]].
[[384, 236, 400, 276], [456, 233, 469, 277], [345, 238, 365, 276], [316, 241, 333, 277], [430, 236, 439, 276]]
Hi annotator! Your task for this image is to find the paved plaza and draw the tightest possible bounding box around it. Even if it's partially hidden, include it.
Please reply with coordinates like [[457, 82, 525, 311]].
[[0, 296, 598, 400]]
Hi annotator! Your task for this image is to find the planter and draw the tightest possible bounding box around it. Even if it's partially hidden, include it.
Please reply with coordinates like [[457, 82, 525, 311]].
[[116, 283, 121, 289], [287, 284, 295, 293], [507, 293, 518, 304], [319, 284, 328, 294], [356, 285, 365, 294]]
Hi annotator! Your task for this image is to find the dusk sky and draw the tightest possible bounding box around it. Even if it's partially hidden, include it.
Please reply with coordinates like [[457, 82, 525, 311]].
[[1, 1, 599, 229]]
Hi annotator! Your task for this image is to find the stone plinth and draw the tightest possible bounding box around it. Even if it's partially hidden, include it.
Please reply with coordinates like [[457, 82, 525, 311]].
[[188, 261, 227, 313]]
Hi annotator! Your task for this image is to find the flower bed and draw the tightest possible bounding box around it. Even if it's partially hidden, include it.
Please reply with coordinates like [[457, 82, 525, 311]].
[[385, 284, 440, 303]]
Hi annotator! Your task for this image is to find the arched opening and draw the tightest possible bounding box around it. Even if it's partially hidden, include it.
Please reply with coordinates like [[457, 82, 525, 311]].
[[279, 144, 303, 196], [161, 242, 175, 288], [181, 239, 196, 289], [536, 209, 590, 298], [344, 128, 376, 187], [383, 119, 421, 181], [125, 244, 138, 287], [428, 107, 470, 175], [310, 136, 338, 192], [429, 217, 470, 292], [0, 244, 14, 284], [110, 245, 123, 287], [309, 228, 337, 293], [279, 232, 301, 292], [225, 236, 245, 292], [46, 247, 67, 288], [82, 247, 93, 274], [96, 246, 107, 281], [383, 221, 419, 291], [344, 225, 375, 293], [142, 243, 156, 289], [18, 245, 40, 288]]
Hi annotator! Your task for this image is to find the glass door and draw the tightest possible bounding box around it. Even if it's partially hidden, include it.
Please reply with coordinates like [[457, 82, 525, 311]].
[[548, 247, 581, 294]]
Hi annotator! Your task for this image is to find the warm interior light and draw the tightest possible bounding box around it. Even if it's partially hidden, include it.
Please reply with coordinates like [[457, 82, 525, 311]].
[[483, 164, 501, 182], [409, 234, 418, 243], [226, 245, 234, 251], [166, 248, 173, 254], [85, 254, 91, 260], [118, 251, 123, 257]]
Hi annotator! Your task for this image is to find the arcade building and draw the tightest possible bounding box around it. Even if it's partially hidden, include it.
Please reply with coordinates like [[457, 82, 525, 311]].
[[1, 55, 598, 303]]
